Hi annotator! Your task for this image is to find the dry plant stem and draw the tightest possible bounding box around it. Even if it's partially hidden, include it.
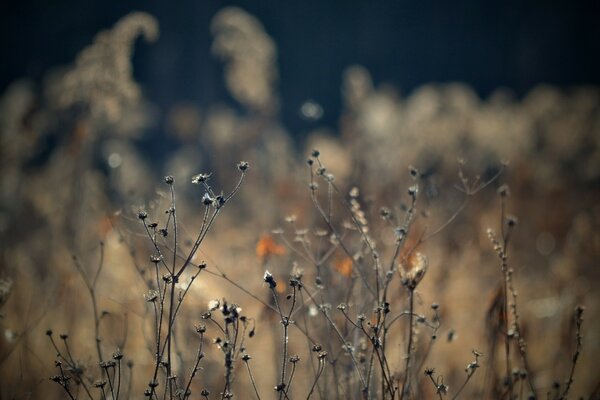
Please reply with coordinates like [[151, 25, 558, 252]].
[[183, 332, 204, 399], [270, 285, 292, 400], [303, 289, 367, 388], [165, 248, 276, 313], [125, 362, 134, 400], [451, 370, 476, 400], [166, 184, 178, 399], [286, 362, 298, 395], [307, 358, 326, 399], [498, 196, 513, 398], [166, 279, 176, 399], [400, 289, 415, 400], [116, 358, 122, 400], [72, 243, 105, 366], [99, 384, 107, 400], [426, 374, 444, 400], [505, 254, 536, 396], [244, 359, 262, 400], [48, 335, 94, 400], [559, 306, 584, 400], [309, 166, 376, 297], [55, 362, 77, 400], [297, 290, 325, 399], [414, 320, 441, 377], [142, 169, 246, 400]]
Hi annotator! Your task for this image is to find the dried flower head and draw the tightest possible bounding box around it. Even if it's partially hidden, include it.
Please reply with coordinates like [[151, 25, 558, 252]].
[[400, 252, 429, 290], [192, 173, 211, 184]]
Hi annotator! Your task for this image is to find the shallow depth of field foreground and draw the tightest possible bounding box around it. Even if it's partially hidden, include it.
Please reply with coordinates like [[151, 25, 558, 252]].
[[1, 5, 599, 400]]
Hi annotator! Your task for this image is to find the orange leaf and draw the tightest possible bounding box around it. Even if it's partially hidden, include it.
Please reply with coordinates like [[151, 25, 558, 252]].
[[256, 235, 286, 259], [334, 257, 353, 277]]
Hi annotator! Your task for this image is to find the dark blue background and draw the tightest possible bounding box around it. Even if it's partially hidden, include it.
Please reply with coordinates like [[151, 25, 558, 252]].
[[1, 0, 598, 134]]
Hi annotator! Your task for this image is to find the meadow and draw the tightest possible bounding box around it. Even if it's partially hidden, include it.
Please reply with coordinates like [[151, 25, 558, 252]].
[[0, 8, 598, 400]]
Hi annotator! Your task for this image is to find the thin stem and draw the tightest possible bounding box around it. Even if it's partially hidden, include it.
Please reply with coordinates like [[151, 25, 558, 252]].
[[183, 334, 204, 399], [307, 359, 326, 399], [400, 289, 415, 400], [244, 360, 262, 400], [559, 306, 584, 400]]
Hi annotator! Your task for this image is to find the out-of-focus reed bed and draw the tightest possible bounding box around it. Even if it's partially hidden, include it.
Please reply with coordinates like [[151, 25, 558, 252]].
[[0, 7, 598, 400]]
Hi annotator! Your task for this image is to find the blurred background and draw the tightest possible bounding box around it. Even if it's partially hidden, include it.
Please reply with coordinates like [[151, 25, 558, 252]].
[[0, 1, 599, 398]]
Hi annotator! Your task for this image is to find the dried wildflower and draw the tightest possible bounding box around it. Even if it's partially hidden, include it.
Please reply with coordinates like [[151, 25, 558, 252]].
[[394, 227, 407, 241], [409, 165, 419, 179], [144, 290, 158, 302], [380, 207, 392, 220], [202, 193, 214, 205], [208, 299, 220, 311], [112, 349, 123, 360], [274, 383, 286, 392], [400, 252, 429, 290], [437, 383, 449, 395], [237, 161, 249, 172], [163, 175, 174, 184], [263, 270, 276, 288], [408, 184, 419, 197], [192, 173, 211, 184], [137, 211, 148, 220], [497, 184, 510, 197], [94, 380, 107, 388]]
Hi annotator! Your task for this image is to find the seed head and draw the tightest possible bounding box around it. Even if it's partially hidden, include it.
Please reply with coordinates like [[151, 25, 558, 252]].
[[237, 161, 249, 172]]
